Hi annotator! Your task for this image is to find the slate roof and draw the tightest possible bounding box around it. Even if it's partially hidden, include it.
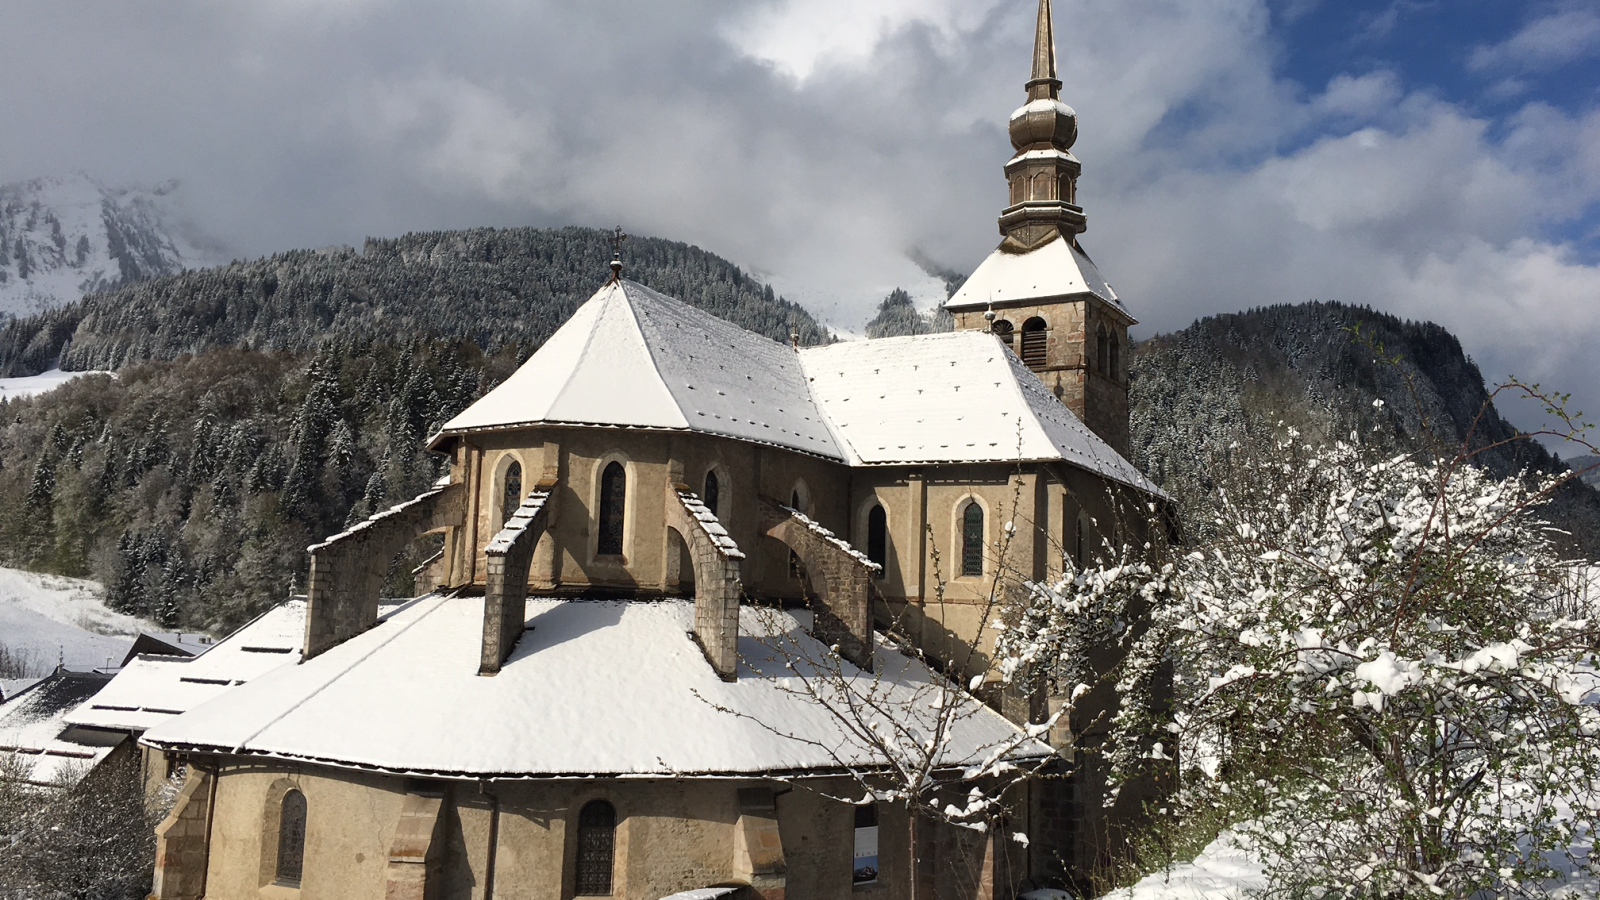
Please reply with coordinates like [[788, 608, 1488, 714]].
[[141, 595, 1049, 779], [430, 277, 1156, 492]]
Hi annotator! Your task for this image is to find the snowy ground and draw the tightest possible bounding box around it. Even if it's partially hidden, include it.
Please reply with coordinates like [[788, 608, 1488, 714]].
[[1099, 833, 1265, 900], [0, 567, 151, 673], [0, 369, 106, 401]]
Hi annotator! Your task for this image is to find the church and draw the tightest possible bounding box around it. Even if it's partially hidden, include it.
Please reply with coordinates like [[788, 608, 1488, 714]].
[[136, 2, 1162, 898]]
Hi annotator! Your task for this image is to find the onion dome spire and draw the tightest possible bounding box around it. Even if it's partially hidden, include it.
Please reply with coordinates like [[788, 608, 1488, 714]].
[[998, 0, 1085, 253]]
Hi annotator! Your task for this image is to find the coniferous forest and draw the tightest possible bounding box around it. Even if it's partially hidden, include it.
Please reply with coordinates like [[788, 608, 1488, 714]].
[[0, 227, 829, 632]]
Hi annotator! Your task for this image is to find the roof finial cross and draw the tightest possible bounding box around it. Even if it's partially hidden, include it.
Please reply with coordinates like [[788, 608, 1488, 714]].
[[608, 226, 627, 283]]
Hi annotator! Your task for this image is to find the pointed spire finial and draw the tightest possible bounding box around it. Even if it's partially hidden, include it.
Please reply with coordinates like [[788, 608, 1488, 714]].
[[608, 226, 628, 283], [1027, 0, 1061, 100]]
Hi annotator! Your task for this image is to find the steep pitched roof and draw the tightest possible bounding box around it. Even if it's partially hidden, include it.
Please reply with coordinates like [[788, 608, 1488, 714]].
[[799, 331, 1159, 492], [0, 671, 119, 786], [945, 237, 1129, 319], [141, 595, 1047, 778], [432, 279, 841, 459]]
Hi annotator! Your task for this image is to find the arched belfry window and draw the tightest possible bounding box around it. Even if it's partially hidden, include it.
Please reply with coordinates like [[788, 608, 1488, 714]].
[[1021, 317, 1048, 370], [1096, 325, 1110, 374], [1109, 332, 1122, 381], [961, 502, 984, 577], [501, 460, 523, 524], [866, 504, 888, 575], [598, 462, 626, 556], [276, 789, 307, 887], [992, 319, 1015, 351], [576, 800, 617, 896], [703, 469, 721, 518]]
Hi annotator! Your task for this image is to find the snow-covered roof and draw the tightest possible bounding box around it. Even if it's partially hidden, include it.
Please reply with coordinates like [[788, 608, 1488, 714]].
[[0, 671, 120, 786], [1, 676, 45, 703], [433, 279, 841, 460], [800, 332, 1159, 491], [142, 595, 1048, 779], [945, 237, 1127, 317], [65, 601, 305, 734]]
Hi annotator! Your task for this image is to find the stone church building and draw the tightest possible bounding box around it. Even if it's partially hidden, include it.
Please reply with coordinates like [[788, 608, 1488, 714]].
[[138, 3, 1162, 898]]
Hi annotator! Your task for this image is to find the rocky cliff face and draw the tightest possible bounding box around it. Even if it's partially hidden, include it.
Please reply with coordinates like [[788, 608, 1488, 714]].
[[0, 174, 215, 317]]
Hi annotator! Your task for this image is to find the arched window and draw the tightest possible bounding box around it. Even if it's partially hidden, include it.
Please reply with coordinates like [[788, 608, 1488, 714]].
[[960, 502, 984, 577], [1075, 513, 1092, 568], [598, 462, 626, 556], [866, 504, 888, 575], [501, 460, 523, 524], [576, 800, 616, 896], [703, 469, 721, 518], [1032, 171, 1053, 201], [992, 319, 1015, 351], [1109, 332, 1121, 381], [1010, 175, 1024, 205], [276, 789, 307, 887], [1096, 325, 1110, 374], [1021, 317, 1048, 370]]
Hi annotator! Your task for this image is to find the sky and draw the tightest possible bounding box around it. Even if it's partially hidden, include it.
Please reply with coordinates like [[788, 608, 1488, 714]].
[[1, 0, 1597, 445]]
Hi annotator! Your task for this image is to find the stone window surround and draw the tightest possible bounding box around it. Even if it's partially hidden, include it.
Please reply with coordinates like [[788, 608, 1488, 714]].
[[586, 451, 637, 568], [951, 493, 991, 580], [564, 793, 627, 900], [489, 449, 531, 536], [257, 776, 307, 899], [700, 459, 732, 521]]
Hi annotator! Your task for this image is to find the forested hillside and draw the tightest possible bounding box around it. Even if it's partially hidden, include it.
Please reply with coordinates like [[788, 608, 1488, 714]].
[[0, 227, 829, 632], [0, 226, 828, 376], [1128, 302, 1600, 557]]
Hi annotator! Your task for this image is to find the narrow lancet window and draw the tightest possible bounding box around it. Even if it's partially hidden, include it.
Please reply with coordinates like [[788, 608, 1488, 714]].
[[961, 502, 984, 577], [866, 504, 888, 575], [276, 789, 307, 887], [1096, 325, 1110, 374], [598, 462, 626, 556], [502, 460, 523, 524], [576, 800, 616, 896], [703, 469, 721, 518]]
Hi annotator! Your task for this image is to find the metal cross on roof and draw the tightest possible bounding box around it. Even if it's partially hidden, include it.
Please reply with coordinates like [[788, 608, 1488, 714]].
[[608, 226, 628, 282]]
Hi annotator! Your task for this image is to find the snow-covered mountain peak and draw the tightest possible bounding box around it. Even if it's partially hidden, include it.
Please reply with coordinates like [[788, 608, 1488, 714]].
[[0, 173, 221, 317]]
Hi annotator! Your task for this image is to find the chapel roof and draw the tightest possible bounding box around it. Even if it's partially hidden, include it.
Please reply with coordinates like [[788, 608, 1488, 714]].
[[140, 595, 1049, 779], [799, 331, 1158, 492], [0, 670, 118, 786]]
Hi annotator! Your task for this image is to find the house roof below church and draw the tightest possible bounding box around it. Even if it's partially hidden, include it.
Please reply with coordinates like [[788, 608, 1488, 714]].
[[945, 237, 1127, 318], [66, 601, 306, 734], [140, 594, 1050, 779]]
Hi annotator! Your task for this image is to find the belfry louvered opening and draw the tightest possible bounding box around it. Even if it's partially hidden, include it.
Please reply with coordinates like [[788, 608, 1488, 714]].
[[1020, 317, 1048, 370]]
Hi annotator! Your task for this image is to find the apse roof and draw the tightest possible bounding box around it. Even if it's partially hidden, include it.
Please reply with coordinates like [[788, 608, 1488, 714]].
[[945, 236, 1128, 317], [433, 279, 841, 459], [800, 331, 1159, 492], [141, 595, 1049, 779]]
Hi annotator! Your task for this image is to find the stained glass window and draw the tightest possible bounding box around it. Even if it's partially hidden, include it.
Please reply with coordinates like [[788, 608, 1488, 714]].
[[961, 502, 984, 577], [598, 462, 625, 556], [276, 789, 307, 887], [703, 469, 720, 518], [502, 461, 522, 523], [576, 800, 616, 895]]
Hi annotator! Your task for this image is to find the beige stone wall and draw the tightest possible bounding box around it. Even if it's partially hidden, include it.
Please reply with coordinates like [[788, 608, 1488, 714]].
[[192, 761, 962, 900]]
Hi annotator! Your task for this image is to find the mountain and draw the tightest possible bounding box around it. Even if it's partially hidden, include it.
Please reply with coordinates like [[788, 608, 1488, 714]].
[[0, 226, 828, 377], [1129, 302, 1600, 558], [0, 226, 829, 633], [0, 174, 216, 318], [1570, 456, 1600, 488]]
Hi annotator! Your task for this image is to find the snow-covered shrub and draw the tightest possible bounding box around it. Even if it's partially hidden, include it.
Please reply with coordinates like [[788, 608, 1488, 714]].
[[1005, 424, 1600, 898]]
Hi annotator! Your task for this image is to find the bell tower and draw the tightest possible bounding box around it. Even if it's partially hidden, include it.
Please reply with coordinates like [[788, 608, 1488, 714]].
[[945, 0, 1136, 456]]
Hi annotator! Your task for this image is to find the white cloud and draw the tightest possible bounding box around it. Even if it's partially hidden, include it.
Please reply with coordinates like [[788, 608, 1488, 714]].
[[720, 0, 1003, 82], [1469, 6, 1600, 72]]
